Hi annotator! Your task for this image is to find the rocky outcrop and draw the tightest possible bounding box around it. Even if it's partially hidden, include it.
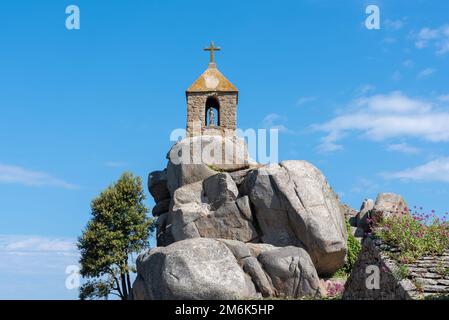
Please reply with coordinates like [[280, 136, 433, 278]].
[[242, 161, 348, 275], [166, 135, 256, 195], [132, 238, 322, 300], [148, 170, 170, 203], [355, 198, 374, 234], [155, 160, 348, 276], [152, 198, 170, 217], [136, 137, 351, 299], [159, 173, 258, 245], [372, 193, 409, 220], [258, 246, 322, 297]]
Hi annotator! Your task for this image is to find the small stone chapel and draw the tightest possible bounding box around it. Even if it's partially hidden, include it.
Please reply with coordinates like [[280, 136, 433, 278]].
[[186, 42, 238, 137]]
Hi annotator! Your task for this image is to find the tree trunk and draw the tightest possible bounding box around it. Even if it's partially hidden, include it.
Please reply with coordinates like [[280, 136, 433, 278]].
[[121, 273, 128, 300], [126, 272, 132, 297]]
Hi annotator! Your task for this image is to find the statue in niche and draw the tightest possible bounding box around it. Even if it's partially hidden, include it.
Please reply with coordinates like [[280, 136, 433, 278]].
[[208, 108, 216, 127]]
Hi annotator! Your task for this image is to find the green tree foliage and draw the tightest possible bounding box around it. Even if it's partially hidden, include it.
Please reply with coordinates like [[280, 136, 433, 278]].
[[78, 172, 154, 300]]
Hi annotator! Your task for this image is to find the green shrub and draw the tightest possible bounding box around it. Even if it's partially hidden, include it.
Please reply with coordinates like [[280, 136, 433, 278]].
[[374, 213, 449, 263], [394, 264, 410, 279], [333, 219, 362, 277]]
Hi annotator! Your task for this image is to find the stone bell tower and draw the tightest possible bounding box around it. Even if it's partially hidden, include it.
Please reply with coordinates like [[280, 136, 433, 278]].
[[186, 42, 238, 137]]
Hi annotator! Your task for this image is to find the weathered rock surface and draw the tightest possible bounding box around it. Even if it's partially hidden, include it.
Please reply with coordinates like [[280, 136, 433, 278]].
[[161, 173, 258, 245], [342, 203, 358, 227], [133, 238, 257, 300], [132, 238, 322, 300], [372, 193, 409, 220], [166, 161, 217, 196], [140, 138, 355, 299], [242, 160, 348, 275], [258, 246, 322, 297], [356, 198, 374, 233], [166, 135, 256, 195], [152, 198, 171, 217], [148, 170, 170, 203]]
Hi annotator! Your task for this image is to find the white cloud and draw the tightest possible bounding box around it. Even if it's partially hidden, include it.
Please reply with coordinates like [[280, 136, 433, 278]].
[[0, 235, 79, 276], [314, 91, 449, 152], [261, 113, 291, 133], [415, 25, 449, 54], [383, 157, 449, 183], [384, 19, 405, 31], [438, 94, 449, 102], [0, 164, 78, 189], [417, 68, 436, 79], [296, 96, 317, 106], [386, 143, 421, 155], [1, 236, 77, 253]]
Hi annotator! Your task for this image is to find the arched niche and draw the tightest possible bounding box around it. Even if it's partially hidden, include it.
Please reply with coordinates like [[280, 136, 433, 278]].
[[205, 96, 220, 127]]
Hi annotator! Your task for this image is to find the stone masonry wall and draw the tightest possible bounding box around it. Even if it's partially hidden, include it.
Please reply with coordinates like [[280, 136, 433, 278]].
[[186, 92, 238, 136], [343, 237, 449, 299]]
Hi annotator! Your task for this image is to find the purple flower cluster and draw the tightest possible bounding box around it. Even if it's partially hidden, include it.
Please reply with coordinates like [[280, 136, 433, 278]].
[[325, 281, 345, 297]]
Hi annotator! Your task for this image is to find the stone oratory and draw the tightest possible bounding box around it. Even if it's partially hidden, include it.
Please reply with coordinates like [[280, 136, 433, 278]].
[[186, 42, 238, 137]]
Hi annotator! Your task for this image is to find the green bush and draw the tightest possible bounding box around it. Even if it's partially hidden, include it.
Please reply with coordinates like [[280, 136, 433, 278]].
[[333, 219, 361, 277], [374, 213, 449, 263]]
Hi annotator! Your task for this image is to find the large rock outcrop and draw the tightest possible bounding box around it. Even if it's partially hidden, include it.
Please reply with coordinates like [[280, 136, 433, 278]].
[[132, 238, 322, 300], [166, 135, 256, 195], [242, 161, 348, 275], [372, 193, 409, 220], [136, 136, 350, 300], [158, 172, 258, 245], [352, 193, 408, 236]]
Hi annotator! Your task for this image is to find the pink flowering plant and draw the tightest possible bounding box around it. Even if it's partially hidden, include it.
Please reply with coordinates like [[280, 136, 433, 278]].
[[325, 281, 345, 298], [374, 208, 449, 263]]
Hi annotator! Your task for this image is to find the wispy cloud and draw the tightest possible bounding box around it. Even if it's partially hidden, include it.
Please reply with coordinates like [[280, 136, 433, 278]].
[[354, 84, 376, 96], [438, 94, 449, 102], [296, 96, 317, 106], [0, 164, 78, 189], [417, 68, 436, 79], [384, 19, 405, 31], [1, 236, 77, 253], [313, 91, 449, 152], [0, 235, 79, 276], [415, 25, 449, 54], [383, 157, 449, 183], [386, 143, 421, 155], [261, 113, 292, 133]]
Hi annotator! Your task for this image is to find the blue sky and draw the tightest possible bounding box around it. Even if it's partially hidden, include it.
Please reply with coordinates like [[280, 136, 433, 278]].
[[1, 0, 449, 299]]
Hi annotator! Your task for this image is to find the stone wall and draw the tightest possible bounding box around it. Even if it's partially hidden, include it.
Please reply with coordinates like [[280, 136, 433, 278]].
[[403, 250, 449, 298], [186, 92, 238, 136], [343, 237, 449, 299]]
